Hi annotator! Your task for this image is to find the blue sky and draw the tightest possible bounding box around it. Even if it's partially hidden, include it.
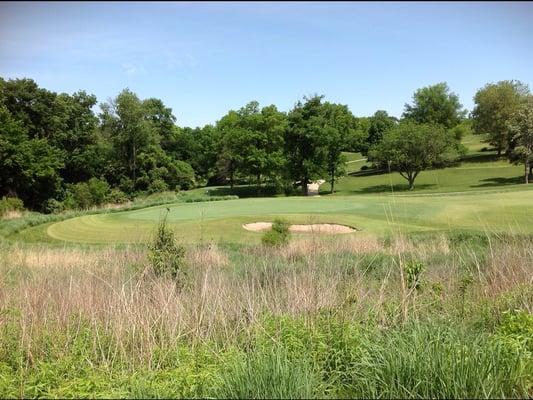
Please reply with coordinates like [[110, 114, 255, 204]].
[[1, 1, 532, 127]]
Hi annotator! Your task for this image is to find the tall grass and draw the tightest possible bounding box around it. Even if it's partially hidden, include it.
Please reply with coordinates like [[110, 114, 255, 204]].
[[0, 233, 531, 398]]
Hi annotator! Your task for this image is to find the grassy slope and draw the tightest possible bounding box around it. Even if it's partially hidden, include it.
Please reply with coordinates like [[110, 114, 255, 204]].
[[14, 190, 533, 244], [331, 134, 528, 195], [8, 133, 533, 245]]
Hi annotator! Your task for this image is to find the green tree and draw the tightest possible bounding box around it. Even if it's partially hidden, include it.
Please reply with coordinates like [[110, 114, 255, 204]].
[[368, 121, 460, 190], [0, 105, 64, 209], [100, 89, 155, 188], [53, 91, 101, 183], [471, 80, 530, 156], [508, 97, 533, 184], [285, 95, 329, 195], [322, 103, 357, 193], [216, 101, 287, 189], [217, 110, 245, 189], [285, 96, 356, 194], [362, 110, 398, 155], [403, 82, 466, 129], [0, 77, 60, 139]]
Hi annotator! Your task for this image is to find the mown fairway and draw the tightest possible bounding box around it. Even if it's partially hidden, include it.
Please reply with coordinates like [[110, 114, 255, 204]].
[[15, 189, 532, 244]]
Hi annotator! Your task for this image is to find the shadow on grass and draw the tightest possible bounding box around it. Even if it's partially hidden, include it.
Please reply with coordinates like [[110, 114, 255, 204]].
[[352, 183, 437, 194], [347, 169, 389, 177], [206, 185, 301, 198], [460, 153, 502, 164], [471, 176, 523, 187]]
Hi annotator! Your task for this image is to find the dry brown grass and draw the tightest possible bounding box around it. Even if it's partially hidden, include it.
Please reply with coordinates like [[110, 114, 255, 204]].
[[0, 210, 26, 220], [1, 235, 531, 365]]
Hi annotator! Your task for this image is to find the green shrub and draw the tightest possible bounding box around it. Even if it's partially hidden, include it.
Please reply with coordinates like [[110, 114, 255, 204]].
[[0, 197, 24, 217], [148, 178, 169, 194], [106, 188, 130, 204], [86, 177, 110, 205], [404, 260, 425, 291], [43, 198, 66, 214], [261, 218, 291, 247], [67, 178, 111, 209], [168, 160, 196, 191], [148, 215, 187, 282]]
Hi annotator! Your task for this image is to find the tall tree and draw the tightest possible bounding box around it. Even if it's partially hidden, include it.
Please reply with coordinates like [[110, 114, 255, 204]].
[[508, 97, 533, 184], [53, 91, 101, 182], [0, 78, 60, 139], [362, 110, 398, 155], [0, 105, 64, 209], [100, 89, 155, 187], [403, 82, 466, 129], [322, 102, 357, 193], [285, 95, 329, 195], [368, 121, 460, 190], [471, 80, 530, 156], [216, 101, 287, 188]]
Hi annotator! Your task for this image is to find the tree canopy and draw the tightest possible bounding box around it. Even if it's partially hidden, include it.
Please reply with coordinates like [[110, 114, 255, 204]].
[[508, 96, 533, 184], [471, 80, 530, 156], [2, 76, 530, 212], [403, 82, 466, 129], [368, 121, 460, 190]]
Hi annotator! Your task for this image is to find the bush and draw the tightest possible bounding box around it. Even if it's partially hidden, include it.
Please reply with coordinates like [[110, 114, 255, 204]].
[[87, 178, 110, 205], [106, 189, 129, 204], [168, 160, 196, 191], [67, 178, 111, 209], [0, 197, 24, 217], [148, 215, 187, 282], [44, 198, 66, 214], [262, 218, 291, 247], [70, 182, 92, 209], [148, 179, 169, 194], [360, 165, 370, 171]]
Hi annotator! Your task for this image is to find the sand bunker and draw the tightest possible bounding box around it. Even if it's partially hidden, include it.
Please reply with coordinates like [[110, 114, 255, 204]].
[[242, 222, 356, 234]]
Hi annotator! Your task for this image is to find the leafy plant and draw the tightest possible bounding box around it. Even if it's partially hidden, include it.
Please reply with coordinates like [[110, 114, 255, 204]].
[[148, 213, 187, 282], [404, 260, 425, 291], [262, 218, 291, 247]]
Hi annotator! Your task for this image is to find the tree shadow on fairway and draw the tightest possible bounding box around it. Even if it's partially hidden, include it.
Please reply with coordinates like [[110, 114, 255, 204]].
[[471, 176, 523, 188], [347, 168, 389, 178], [459, 153, 501, 164], [353, 183, 436, 194], [206, 185, 297, 198]]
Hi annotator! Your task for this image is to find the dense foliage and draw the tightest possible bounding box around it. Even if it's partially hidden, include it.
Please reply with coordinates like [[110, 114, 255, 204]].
[[471, 80, 530, 156], [2, 77, 531, 212]]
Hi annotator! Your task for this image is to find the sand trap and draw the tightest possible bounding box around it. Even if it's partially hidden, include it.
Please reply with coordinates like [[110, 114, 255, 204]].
[[242, 222, 356, 234]]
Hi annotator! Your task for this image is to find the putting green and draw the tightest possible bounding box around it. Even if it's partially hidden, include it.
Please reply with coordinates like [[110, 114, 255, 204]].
[[15, 190, 533, 244]]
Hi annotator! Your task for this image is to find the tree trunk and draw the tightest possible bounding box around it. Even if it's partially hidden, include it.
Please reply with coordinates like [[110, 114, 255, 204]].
[[302, 176, 308, 196], [525, 158, 530, 184], [330, 173, 335, 194], [408, 176, 415, 190], [230, 167, 234, 190]]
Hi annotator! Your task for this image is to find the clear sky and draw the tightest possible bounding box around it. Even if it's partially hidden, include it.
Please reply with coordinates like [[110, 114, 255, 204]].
[[1, 1, 532, 127]]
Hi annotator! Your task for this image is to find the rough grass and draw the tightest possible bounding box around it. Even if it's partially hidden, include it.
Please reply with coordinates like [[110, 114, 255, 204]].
[[0, 233, 531, 398]]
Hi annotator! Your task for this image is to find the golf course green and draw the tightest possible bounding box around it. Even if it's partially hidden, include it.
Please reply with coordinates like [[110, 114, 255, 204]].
[[15, 189, 533, 244]]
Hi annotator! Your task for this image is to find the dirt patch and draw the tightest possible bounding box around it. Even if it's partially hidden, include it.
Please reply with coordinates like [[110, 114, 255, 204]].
[[242, 222, 356, 234]]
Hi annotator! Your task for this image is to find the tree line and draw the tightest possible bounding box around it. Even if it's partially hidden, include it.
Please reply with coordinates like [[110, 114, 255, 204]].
[[1, 77, 532, 212]]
